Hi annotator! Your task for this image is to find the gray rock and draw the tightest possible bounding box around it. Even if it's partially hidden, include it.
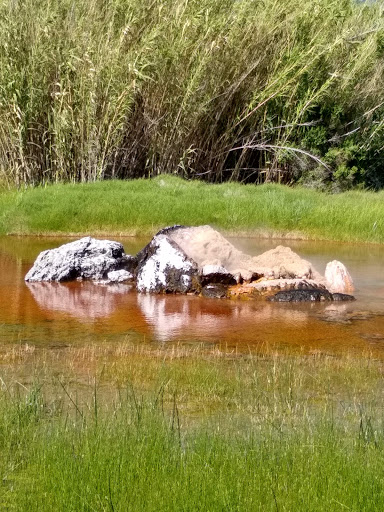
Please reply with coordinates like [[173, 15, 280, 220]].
[[136, 234, 200, 293], [106, 270, 134, 283], [201, 284, 229, 299], [25, 236, 134, 282]]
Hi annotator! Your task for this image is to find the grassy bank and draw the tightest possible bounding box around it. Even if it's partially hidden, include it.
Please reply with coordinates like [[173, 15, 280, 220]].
[[1, 176, 383, 242], [1, 342, 384, 510], [0, 0, 383, 188]]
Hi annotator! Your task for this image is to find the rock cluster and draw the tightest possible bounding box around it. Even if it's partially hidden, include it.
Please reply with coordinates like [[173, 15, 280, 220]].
[[25, 225, 355, 302]]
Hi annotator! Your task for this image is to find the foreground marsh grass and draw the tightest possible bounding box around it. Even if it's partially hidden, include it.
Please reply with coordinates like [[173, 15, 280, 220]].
[[1, 341, 384, 510], [0, 176, 383, 242]]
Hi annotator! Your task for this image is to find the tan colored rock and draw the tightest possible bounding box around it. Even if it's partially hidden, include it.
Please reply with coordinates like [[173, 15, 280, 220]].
[[169, 226, 321, 283], [325, 260, 354, 294], [169, 226, 253, 278], [251, 246, 323, 281]]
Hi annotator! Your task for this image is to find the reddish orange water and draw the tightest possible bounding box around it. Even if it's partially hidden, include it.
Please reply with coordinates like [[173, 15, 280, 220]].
[[2, 235, 384, 356]]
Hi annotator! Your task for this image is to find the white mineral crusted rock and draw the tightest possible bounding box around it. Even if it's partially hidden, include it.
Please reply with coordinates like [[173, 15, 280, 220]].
[[135, 225, 326, 295], [25, 236, 134, 282], [136, 234, 199, 293], [106, 270, 134, 283], [325, 260, 354, 294]]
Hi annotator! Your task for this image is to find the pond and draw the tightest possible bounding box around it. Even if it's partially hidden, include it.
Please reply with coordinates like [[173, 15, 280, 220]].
[[1, 235, 384, 357]]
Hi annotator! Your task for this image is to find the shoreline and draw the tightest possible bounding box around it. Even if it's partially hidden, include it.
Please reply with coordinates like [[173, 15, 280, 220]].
[[5, 228, 382, 246]]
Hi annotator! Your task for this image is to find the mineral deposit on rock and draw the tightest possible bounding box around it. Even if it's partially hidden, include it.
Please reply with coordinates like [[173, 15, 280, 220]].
[[135, 234, 199, 293], [24, 225, 356, 302], [25, 236, 135, 282]]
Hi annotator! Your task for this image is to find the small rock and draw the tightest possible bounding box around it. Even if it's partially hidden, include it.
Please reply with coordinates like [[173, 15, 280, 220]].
[[268, 289, 356, 303], [325, 260, 354, 294], [201, 284, 229, 299], [106, 270, 134, 283], [200, 265, 237, 286], [332, 292, 356, 302]]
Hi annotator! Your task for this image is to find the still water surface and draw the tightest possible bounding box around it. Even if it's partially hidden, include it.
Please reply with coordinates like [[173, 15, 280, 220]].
[[1, 235, 384, 356]]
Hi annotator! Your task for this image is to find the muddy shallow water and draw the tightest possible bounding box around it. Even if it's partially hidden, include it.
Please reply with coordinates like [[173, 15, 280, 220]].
[[2, 235, 384, 356]]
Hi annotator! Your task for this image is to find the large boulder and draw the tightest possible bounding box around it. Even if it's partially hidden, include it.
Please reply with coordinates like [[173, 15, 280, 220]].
[[167, 225, 322, 282], [136, 234, 200, 293], [25, 236, 136, 282]]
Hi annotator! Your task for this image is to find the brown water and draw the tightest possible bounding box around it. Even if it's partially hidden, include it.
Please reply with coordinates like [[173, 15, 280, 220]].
[[2, 235, 384, 356]]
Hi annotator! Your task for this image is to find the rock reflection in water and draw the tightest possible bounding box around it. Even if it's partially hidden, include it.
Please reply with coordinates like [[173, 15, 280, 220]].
[[26, 282, 132, 320], [2, 234, 384, 356], [28, 278, 311, 341], [137, 293, 310, 342]]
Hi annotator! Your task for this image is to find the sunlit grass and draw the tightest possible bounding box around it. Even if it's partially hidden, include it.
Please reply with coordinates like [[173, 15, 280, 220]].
[[0, 341, 384, 510], [0, 176, 383, 242]]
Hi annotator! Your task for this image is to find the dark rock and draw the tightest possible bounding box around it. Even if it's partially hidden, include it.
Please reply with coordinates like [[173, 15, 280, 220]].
[[268, 289, 333, 302], [25, 237, 133, 282], [201, 284, 229, 299], [136, 234, 200, 293], [268, 289, 356, 303], [200, 265, 237, 286], [332, 293, 356, 301]]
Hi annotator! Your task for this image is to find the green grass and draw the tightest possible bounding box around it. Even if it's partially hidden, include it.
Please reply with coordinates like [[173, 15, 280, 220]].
[[1, 342, 384, 511], [1, 176, 383, 242]]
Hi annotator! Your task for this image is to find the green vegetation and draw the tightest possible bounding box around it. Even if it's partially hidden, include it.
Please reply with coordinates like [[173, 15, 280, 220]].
[[0, 176, 383, 242], [1, 341, 384, 511], [0, 0, 383, 189]]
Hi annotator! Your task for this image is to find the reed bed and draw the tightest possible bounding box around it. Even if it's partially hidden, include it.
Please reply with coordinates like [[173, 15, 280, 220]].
[[0, 0, 383, 188]]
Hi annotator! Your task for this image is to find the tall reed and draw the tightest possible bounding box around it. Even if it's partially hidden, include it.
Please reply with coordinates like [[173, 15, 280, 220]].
[[0, 0, 383, 187]]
